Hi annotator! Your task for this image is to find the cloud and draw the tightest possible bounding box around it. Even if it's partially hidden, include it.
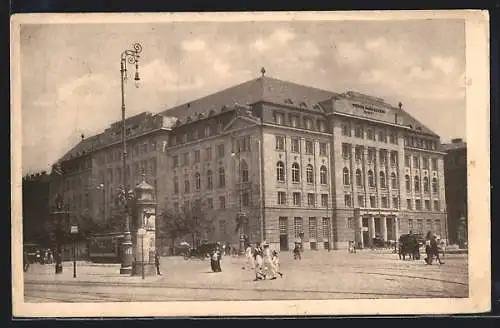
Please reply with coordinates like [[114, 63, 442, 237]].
[[181, 39, 206, 52], [430, 56, 456, 75], [336, 42, 366, 65], [251, 28, 296, 53]]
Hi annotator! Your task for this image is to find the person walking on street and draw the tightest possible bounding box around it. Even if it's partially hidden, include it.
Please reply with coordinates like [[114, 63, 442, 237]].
[[262, 241, 278, 280], [154, 250, 162, 275], [23, 250, 30, 272], [431, 234, 444, 265]]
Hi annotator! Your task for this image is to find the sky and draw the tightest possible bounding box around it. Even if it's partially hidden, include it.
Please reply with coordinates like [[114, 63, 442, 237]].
[[19, 18, 466, 175]]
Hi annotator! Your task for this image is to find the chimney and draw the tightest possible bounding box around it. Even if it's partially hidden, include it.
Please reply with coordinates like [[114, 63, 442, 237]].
[[81, 133, 85, 141]]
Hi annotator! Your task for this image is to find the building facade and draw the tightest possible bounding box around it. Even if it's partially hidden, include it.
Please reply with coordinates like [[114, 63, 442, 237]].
[[22, 171, 52, 245], [441, 138, 467, 246], [50, 74, 448, 251]]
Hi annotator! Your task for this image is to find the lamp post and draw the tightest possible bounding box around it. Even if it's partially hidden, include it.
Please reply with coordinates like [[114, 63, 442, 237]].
[[119, 42, 142, 275], [70, 224, 79, 278], [137, 228, 146, 280], [96, 183, 105, 222]]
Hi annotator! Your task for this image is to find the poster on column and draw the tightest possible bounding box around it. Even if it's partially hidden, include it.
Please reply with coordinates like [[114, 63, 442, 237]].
[[11, 10, 490, 317]]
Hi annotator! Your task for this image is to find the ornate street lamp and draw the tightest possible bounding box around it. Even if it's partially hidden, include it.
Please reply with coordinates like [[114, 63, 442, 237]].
[[119, 42, 142, 275], [52, 193, 70, 274]]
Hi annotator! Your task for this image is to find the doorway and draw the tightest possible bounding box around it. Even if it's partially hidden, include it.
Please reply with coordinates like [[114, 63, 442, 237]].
[[279, 217, 289, 251]]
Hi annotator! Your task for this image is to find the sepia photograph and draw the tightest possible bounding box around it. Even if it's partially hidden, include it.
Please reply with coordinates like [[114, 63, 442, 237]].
[[10, 11, 490, 317]]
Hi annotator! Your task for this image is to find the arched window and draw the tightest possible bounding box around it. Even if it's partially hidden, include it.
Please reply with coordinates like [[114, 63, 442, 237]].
[[173, 176, 179, 194], [343, 167, 350, 185], [276, 161, 285, 182], [306, 164, 314, 183], [240, 160, 249, 182], [195, 172, 201, 190], [423, 176, 429, 192], [292, 163, 300, 182], [356, 169, 363, 186], [368, 170, 375, 187], [380, 171, 386, 188], [432, 177, 438, 193], [414, 176, 420, 192], [218, 168, 225, 187], [320, 166, 327, 184], [391, 172, 398, 189], [405, 175, 411, 192], [207, 170, 213, 190]]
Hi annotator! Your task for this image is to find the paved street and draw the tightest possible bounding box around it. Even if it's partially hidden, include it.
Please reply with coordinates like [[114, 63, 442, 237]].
[[23, 250, 468, 302]]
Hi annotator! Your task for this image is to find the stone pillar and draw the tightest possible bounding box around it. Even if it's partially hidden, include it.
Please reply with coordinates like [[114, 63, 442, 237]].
[[394, 216, 399, 240], [381, 216, 388, 241], [132, 178, 158, 277], [357, 215, 364, 248], [369, 216, 376, 238]]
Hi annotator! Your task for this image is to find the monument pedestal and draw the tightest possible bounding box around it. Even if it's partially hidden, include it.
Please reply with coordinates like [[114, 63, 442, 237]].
[[131, 262, 157, 277]]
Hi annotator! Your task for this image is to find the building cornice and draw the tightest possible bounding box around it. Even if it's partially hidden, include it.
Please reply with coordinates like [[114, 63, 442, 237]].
[[261, 123, 332, 137], [404, 146, 447, 156]]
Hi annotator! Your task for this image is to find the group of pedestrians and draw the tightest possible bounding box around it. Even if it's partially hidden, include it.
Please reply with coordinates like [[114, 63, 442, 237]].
[[242, 241, 284, 281], [424, 231, 445, 265]]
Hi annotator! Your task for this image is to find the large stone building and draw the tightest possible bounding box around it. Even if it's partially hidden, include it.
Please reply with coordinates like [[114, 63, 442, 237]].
[[22, 171, 52, 245], [49, 73, 448, 251], [441, 138, 467, 246]]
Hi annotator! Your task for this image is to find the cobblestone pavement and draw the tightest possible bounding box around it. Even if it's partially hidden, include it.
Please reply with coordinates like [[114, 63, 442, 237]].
[[23, 250, 468, 302]]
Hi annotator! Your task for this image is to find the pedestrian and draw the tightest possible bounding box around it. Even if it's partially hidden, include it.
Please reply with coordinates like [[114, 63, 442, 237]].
[[272, 249, 284, 278], [262, 241, 277, 280], [424, 231, 433, 264], [154, 250, 162, 275], [431, 234, 444, 265], [242, 243, 254, 270], [253, 242, 265, 281], [210, 243, 222, 272], [23, 250, 30, 272], [293, 243, 301, 260]]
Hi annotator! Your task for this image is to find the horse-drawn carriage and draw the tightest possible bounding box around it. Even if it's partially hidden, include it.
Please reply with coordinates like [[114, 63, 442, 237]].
[[397, 233, 424, 260]]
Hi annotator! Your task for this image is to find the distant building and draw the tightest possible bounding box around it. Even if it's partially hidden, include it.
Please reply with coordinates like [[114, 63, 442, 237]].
[[49, 73, 448, 251], [22, 171, 51, 245], [441, 138, 467, 246]]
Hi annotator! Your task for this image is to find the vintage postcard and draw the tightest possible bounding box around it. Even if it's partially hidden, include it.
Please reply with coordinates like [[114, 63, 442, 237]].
[[10, 10, 490, 317]]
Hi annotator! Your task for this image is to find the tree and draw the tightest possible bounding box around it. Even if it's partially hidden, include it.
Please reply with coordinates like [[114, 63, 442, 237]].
[[157, 209, 189, 255]]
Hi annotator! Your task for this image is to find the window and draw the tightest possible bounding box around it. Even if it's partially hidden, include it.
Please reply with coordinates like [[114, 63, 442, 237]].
[[304, 118, 313, 130], [422, 157, 429, 170], [321, 194, 328, 207], [290, 115, 300, 128], [389, 133, 397, 144], [174, 177, 179, 194], [207, 198, 213, 209], [241, 192, 250, 207], [367, 148, 376, 163], [407, 199, 412, 210], [432, 178, 438, 193], [305, 140, 314, 155], [291, 138, 300, 152], [392, 197, 399, 209], [322, 218, 331, 240], [194, 150, 200, 163], [306, 165, 314, 183], [405, 155, 410, 167], [275, 136, 285, 151], [381, 196, 388, 208], [408, 219, 414, 232], [277, 192, 287, 205], [218, 168, 225, 187], [344, 194, 352, 207], [378, 130, 387, 143], [294, 217, 303, 239], [341, 123, 351, 136], [425, 200, 431, 210], [405, 175, 411, 192], [415, 199, 422, 210], [292, 163, 300, 182], [433, 200, 440, 211], [367, 128, 375, 140], [184, 174, 190, 193], [414, 176, 420, 192], [309, 218, 318, 240], [240, 160, 249, 182], [172, 155, 179, 167], [276, 161, 285, 182], [320, 166, 328, 184], [379, 150, 387, 165], [358, 195, 365, 207], [195, 172, 201, 190], [355, 146, 363, 161], [293, 192, 301, 206], [390, 151, 397, 166], [319, 142, 327, 156], [354, 126, 363, 138], [368, 170, 375, 187], [423, 177, 429, 193], [356, 169, 363, 186], [274, 112, 284, 124], [217, 144, 225, 158], [307, 193, 316, 207], [219, 196, 226, 209], [369, 195, 376, 208], [343, 167, 350, 185], [205, 147, 212, 161], [413, 156, 420, 168], [317, 120, 326, 132], [342, 143, 351, 158], [431, 158, 438, 170], [183, 153, 189, 166], [380, 171, 386, 188], [204, 126, 211, 137], [207, 170, 213, 190]]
